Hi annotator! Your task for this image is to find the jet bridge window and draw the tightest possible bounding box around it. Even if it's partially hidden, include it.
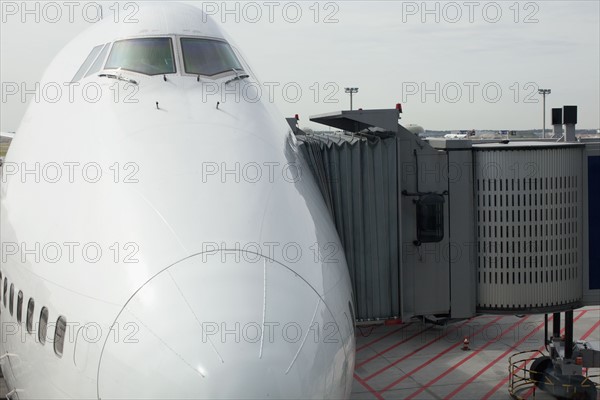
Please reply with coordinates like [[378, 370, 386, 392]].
[[105, 38, 176, 76], [181, 38, 243, 76], [416, 194, 445, 244]]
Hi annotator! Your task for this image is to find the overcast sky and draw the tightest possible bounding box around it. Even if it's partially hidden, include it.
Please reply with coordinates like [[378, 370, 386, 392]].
[[1, 0, 598, 131]]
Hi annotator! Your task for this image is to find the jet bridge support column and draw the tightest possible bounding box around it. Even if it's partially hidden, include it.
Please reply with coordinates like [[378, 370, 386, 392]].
[[564, 310, 574, 360], [553, 312, 561, 339]]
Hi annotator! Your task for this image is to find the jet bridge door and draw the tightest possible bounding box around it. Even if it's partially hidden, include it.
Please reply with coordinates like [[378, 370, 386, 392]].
[[398, 139, 451, 318]]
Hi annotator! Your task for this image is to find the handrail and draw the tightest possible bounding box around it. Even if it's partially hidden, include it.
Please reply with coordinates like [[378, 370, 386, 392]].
[[507, 350, 599, 399]]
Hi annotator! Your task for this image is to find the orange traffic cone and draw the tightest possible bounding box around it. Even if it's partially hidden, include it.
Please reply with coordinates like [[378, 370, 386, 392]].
[[462, 337, 470, 351]]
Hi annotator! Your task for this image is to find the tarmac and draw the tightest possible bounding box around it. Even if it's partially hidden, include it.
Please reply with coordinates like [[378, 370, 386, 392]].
[[351, 307, 600, 400], [1, 307, 599, 399]]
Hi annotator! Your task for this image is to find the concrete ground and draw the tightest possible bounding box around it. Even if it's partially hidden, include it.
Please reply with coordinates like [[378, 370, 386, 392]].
[[1, 307, 599, 398], [352, 307, 600, 400]]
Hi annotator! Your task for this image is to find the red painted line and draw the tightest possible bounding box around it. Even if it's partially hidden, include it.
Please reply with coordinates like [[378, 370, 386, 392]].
[[483, 366, 516, 400], [480, 311, 587, 400], [385, 319, 404, 326], [581, 319, 600, 341], [519, 356, 543, 400], [356, 322, 413, 352], [361, 318, 474, 381], [519, 315, 600, 400], [518, 311, 588, 400], [355, 325, 432, 370], [479, 314, 557, 400], [353, 373, 384, 400], [380, 316, 504, 393], [406, 316, 532, 400], [443, 315, 547, 400]]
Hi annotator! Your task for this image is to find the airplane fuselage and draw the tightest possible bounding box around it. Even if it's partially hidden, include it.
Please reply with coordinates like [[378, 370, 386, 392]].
[[0, 3, 355, 398]]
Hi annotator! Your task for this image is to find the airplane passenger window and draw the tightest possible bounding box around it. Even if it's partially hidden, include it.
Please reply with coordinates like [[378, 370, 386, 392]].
[[54, 316, 67, 357], [105, 38, 176, 75], [16, 291, 23, 323], [9, 283, 14, 316], [85, 42, 111, 78], [26, 298, 35, 334], [39, 307, 49, 345], [3, 278, 6, 308], [71, 44, 104, 82], [181, 38, 243, 76]]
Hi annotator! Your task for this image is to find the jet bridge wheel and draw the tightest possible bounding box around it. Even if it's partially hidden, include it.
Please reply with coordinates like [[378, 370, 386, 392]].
[[530, 356, 553, 388], [529, 356, 598, 400]]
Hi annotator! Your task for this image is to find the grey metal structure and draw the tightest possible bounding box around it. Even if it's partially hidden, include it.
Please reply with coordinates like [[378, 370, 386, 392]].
[[300, 131, 400, 321], [300, 109, 476, 321], [299, 107, 599, 323], [473, 142, 584, 312]]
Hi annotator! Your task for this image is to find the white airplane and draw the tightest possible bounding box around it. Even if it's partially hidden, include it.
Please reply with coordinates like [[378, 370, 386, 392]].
[[0, 3, 355, 398], [0, 132, 13, 165]]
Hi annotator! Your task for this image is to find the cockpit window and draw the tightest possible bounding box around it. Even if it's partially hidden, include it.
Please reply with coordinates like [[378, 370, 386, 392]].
[[181, 38, 243, 76], [85, 43, 110, 78], [71, 44, 104, 82], [105, 38, 176, 76]]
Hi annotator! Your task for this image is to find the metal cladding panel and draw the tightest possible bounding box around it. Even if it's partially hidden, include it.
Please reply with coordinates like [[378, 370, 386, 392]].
[[300, 135, 400, 321], [475, 146, 584, 312], [447, 149, 477, 318]]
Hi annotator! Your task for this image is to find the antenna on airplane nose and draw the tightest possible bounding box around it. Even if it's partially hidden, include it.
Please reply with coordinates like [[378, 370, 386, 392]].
[[216, 102, 220, 110], [163, 75, 167, 82], [156, 102, 159, 110]]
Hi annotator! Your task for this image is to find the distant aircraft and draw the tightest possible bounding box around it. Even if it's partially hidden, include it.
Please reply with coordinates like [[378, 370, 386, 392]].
[[443, 132, 468, 139], [0, 3, 355, 398]]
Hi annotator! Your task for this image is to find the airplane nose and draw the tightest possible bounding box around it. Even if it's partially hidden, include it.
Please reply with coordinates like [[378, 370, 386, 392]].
[[97, 251, 350, 399]]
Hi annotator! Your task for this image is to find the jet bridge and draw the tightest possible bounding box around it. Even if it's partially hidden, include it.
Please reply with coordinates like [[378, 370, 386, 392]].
[[293, 108, 600, 323]]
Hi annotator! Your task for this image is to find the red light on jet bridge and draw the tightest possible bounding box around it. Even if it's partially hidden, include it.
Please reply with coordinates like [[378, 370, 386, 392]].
[[396, 103, 403, 113], [295, 114, 299, 120]]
